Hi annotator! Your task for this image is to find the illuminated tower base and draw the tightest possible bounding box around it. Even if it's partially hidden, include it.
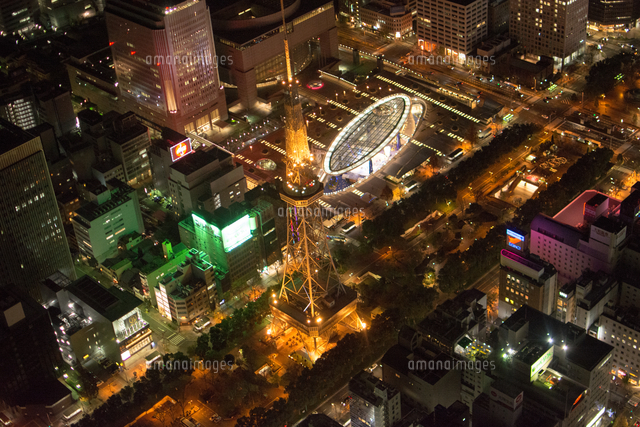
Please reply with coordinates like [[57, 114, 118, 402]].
[[269, 182, 362, 361]]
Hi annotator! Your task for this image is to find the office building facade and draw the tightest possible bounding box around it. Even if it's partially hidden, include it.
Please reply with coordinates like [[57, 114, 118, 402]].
[[0, 0, 39, 34], [416, 0, 488, 57], [509, 0, 588, 69], [0, 120, 75, 301], [0, 287, 70, 409], [106, 0, 227, 134]]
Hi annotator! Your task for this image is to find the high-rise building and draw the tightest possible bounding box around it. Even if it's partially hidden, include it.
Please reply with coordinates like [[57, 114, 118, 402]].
[[349, 370, 402, 427], [212, 0, 338, 110], [0, 119, 75, 302], [499, 249, 558, 319], [106, 0, 227, 134], [588, 0, 634, 31], [72, 179, 144, 264], [509, 0, 588, 69], [416, 0, 488, 57], [488, 0, 509, 35], [0, 0, 39, 34], [0, 287, 71, 410]]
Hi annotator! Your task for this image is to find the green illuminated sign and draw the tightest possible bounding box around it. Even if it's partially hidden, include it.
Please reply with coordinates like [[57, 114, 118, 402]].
[[221, 214, 256, 252], [530, 346, 553, 380]]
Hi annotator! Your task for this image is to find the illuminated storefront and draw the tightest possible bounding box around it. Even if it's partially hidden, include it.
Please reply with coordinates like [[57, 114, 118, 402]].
[[114, 307, 152, 363]]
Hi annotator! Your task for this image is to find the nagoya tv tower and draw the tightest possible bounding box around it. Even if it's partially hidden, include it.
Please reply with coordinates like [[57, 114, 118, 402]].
[[269, 0, 361, 361]]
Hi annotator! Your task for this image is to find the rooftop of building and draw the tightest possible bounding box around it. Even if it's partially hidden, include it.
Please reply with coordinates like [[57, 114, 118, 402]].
[[501, 305, 613, 371], [191, 201, 252, 230], [0, 287, 42, 330], [138, 242, 189, 274], [552, 189, 620, 228], [78, 108, 103, 126], [416, 289, 485, 345], [152, 127, 189, 150], [593, 215, 626, 234], [361, 2, 408, 16], [0, 118, 38, 156], [170, 147, 232, 176], [513, 341, 553, 365], [14, 380, 70, 408], [500, 250, 557, 284], [382, 343, 456, 385], [472, 391, 561, 427], [75, 179, 136, 222], [167, 278, 207, 300], [66, 276, 142, 322], [211, 0, 332, 47], [602, 305, 640, 332], [92, 159, 122, 174], [107, 119, 148, 145], [530, 214, 587, 248], [349, 370, 399, 406], [573, 270, 617, 310]]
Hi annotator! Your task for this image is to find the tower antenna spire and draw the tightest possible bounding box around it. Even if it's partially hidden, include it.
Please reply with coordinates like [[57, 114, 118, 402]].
[[280, 0, 293, 83]]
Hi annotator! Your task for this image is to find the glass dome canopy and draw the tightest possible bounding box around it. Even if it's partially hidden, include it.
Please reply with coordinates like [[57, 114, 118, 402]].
[[323, 94, 412, 175]]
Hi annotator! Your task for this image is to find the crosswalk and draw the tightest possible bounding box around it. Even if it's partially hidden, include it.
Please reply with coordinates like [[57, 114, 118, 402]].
[[561, 99, 571, 105], [167, 333, 186, 347]]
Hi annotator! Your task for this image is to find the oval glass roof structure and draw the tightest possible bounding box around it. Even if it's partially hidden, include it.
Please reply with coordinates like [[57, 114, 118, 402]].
[[324, 94, 412, 175]]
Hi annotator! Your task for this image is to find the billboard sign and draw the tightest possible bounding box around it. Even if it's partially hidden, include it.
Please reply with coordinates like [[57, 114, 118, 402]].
[[530, 346, 553, 380], [170, 139, 193, 162], [507, 229, 526, 251]]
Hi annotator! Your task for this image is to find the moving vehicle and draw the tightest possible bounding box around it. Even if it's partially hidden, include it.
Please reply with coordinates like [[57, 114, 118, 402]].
[[342, 222, 357, 233], [181, 418, 200, 427], [63, 407, 83, 421], [327, 235, 346, 243], [0, 413, 11, 426], [447, 148, 464, 163]]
